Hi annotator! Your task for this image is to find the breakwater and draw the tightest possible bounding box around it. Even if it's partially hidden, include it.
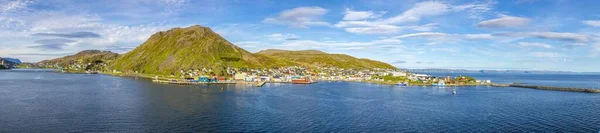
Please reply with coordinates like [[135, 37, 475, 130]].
[[508, 84, 600, 93]]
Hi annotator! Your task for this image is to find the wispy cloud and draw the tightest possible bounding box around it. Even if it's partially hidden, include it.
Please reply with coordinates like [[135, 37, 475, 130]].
[[28, 44, 68, 51], [476, 15, 531, 28], [0, 0, 33, 13], [335, 1, 494, 34], [582, 20, 600, 27], [263, 6, 330, 28], [495, 32, 590, 42], [342, 8, 385, 21], [33, 38, 76, 45], [517, 42, 553, 49], [265, 33, 300, 41], [394, 32, 448, 39]]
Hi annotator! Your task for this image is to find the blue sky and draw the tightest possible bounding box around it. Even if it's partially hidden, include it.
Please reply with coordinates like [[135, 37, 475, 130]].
[[1, 0, 600, 72]]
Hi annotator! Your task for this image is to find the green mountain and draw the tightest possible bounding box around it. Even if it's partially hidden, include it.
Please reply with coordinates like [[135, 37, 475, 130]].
[[110, 25, 294, 75], [37, 50, 119, 68], [256, 49, 397, 69], [109, 25, 396, 75]]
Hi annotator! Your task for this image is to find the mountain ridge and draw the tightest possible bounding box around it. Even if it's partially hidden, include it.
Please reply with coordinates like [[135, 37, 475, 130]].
[[39, 25, 397, 75]]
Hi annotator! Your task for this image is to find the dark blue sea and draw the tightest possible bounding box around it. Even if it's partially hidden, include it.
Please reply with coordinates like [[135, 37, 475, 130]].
[[1, 69, 599, 132]]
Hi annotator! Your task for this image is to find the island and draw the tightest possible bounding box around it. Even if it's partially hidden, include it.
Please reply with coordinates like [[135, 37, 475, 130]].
[[32, 25, 599, 93]]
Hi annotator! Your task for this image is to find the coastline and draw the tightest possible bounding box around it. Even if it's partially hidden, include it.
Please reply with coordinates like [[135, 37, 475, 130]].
[[32, 69, 600, 94]]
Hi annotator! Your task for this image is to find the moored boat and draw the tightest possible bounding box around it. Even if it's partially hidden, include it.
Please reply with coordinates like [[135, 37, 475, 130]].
[[292, 78, 312, 84]]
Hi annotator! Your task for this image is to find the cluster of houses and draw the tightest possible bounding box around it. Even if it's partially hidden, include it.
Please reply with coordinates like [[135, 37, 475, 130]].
[[172, 65, 494, 84], [39, 59, 109, 72], [174, 66, 418, 83], [0, 57, 21, 69]]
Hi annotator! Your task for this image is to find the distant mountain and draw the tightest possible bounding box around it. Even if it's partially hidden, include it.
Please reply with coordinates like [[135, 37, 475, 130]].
[[257, 49, 397, 69], [109, 25, 396, 75], [37, 50, 119, 68]]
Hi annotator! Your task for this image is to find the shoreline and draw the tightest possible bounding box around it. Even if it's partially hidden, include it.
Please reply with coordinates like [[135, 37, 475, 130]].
[[23, 69, 600, 94]]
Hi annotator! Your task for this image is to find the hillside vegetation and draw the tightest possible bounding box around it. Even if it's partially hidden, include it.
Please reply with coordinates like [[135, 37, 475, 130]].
[[257, 49, 397, 69], [110, 25, 295, 75], [103, 25, 397, 75]]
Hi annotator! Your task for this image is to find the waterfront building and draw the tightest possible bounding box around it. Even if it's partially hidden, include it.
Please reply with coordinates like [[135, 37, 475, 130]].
[[234, 72, 247, 81]]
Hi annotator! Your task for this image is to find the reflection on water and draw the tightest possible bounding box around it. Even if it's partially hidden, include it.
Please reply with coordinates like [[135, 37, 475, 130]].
[[1, 69, 599, 132]]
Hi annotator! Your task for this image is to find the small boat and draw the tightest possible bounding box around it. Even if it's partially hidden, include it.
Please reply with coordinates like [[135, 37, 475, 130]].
[[452, 89, 457, 95]]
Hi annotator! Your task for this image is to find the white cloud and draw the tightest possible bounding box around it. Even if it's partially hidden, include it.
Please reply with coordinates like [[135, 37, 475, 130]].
[[394, 32, 448, 39], [452, 1, 495, 19], [265, 33, 300, 41], [0, 0, 33, 13], [384, 1, 494, 23], [407, 23, 438, 31], [342, 8, 384, 21], [263, 6, 329, 28], [464, 34, 494, 39], [532, 52, 562, 58], [527, 32, 589, 42], [0, 11, 177, 61], [495, 32, 590, 42], [517, 42, 553, 49], [582, 20, 600, 27], [432, 48, 459, 53], [336, 1, 494, 34], [383, 1, 451, 24], [476, 15, 531, 28], [335, 21, 402, 34], [344, 25, 401, 34], [335, 22, 437, 34]]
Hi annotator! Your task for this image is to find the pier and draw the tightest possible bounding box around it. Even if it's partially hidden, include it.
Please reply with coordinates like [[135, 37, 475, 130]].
[[255, 81, 266, 87], [507, 84, 600, 93]]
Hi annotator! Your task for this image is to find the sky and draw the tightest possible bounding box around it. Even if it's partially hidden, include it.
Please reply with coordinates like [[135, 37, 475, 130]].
[[1, 0, 600, 72]]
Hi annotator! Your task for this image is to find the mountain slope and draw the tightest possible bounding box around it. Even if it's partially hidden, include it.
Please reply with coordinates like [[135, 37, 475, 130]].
[[110, 25, 294, 75], [37, 50, 119, 67], [256, 49, 397, 69]]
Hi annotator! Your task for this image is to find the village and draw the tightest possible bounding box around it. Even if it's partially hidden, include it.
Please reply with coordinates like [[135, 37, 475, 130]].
[[141, 66, 492, 87], [34, 58, 493, 87]]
